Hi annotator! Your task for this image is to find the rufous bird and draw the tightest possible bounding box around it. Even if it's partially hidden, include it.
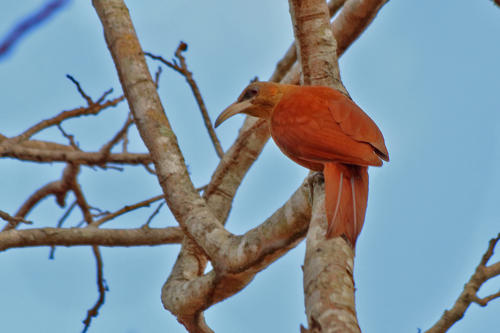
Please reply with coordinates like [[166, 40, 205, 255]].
[[215, 82, 388, 246]]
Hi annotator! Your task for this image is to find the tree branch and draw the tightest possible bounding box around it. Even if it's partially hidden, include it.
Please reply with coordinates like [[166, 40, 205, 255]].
[[270, 0, 346, 83], [302, 177, 360, 332], [283, 0, 389, 85], [0, 227, 183, 251], [1, 94, 124, 147], [3, 163, 77, 231], [82, 246, 107, 333], [146, 42, 225, 159], [162, 182, 312, 321], [0, 143, 151, 165], [425, 233, 500, 333]]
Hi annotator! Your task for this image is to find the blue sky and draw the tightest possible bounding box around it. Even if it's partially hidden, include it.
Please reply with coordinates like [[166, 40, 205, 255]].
[[1, 1, 500, 332]]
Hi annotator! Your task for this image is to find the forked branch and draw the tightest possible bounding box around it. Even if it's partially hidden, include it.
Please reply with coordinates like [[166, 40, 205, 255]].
[[425, 233, 500, 333]]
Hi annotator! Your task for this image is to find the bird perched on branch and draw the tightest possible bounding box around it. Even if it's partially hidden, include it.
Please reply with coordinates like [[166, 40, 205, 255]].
[[215, 82, 388, 246]]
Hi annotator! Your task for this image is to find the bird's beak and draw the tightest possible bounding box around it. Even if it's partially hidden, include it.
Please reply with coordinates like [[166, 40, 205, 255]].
[[214, 100, 253, 128]]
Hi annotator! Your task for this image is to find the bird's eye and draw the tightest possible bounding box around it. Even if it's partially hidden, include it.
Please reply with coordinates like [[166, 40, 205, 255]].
[[239, 87, 259, 102]]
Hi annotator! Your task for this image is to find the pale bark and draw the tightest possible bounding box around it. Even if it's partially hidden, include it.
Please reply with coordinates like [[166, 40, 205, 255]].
[[303, 181, 360, 333], [288, 0, 359, 331], [92, 2, 313, 331], [284, 0, 389, 85], [0, 227, 183, 251]]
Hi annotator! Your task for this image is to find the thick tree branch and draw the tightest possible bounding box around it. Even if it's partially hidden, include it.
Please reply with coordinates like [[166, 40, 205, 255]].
[[0, 227, 183, 251], [425, 233, 500, 333], [270, 0, 346, 83], [289, 0, 347, 91], [302, 179, 360, 333], [284, 0, 389, 85], [162, 182, 312, 319], [288, 0, 375, 331]]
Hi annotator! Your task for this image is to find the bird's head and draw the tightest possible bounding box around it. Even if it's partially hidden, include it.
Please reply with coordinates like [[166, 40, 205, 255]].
[[215, 81, 287, 127]]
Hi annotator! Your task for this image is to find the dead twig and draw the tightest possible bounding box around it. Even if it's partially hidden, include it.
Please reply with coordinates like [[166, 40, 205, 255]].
[[49, 200, 77, 259], [146, 42, 225, 158], [2, 94, 125, 147], [82, 246, 107, 333], [0, 210, 32, 226], [425, 233, 500, 333], [92, 194, 164, 227], [99, 113, 134, 155], [66, 74, 94, 106], [142, 201, 165, 228], [57, 124, 80, 149], [3, 164, 77, 231]]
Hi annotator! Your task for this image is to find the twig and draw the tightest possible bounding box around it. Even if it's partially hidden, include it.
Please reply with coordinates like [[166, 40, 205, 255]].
[[95, 88, 114, 104], [0, 210, 32, 226], [49, 200, 77, 259], [142, 201, 165, 228], [66, 74, 94, 106], [153, 66, 162, 88], [142, 162, 156, 175], [57, 124, 79, 149], [92, 194, 164, 227], [99, 113, 134, 155], [82, 246, 107, 333], [3, 164, 77, 231], [0, 0, 70, 59], [425, 233, 500, 333], [2, 94, 125, 146], [146, 43, 225, 158]]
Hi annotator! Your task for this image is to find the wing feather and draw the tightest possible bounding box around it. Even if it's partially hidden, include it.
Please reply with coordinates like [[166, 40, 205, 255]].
[[270, 86, 388, 168]]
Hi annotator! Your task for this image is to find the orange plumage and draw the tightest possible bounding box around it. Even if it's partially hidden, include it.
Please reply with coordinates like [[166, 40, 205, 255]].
[[215, 82, 388, 246]]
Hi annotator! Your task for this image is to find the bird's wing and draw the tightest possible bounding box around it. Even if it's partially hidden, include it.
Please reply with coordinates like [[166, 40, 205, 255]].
[[270, 87, 388, 167]]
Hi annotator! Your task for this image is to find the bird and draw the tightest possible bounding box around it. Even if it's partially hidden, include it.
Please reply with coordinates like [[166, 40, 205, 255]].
[[215, 82, 388, 246]]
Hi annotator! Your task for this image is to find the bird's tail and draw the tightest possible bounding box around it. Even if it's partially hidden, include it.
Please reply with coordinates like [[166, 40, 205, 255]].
[[324, 163, 369, 246]]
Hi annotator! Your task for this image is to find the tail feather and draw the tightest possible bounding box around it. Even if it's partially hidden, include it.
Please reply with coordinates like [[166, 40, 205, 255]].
[[324, 163, 369, 246]]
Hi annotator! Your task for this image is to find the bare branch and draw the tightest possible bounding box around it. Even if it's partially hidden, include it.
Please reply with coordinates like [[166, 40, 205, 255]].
[[162, 182, 312, 321], [99, 113, 135, 155], [57, 124, 80, 149], [289, 0, 347, 90], [147, 42, 225, 159], [425, 233, 500, 333], [0, 210, 32, 226], [142, 202, 165, 228], [82, 246, 107, 333], [283, 0, 389, 85], [1, 143, 151, 165], [0, 0, 70, 59], [0, 227, 183, 251], [92, 194, 164, 227], [3, 163, 77, 231], [1, 94, 124, 146], [303, 178, 360, 332], [66, 74, 94, 106], [49, 200, 77, 259], [269, 0, 346, 83]]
